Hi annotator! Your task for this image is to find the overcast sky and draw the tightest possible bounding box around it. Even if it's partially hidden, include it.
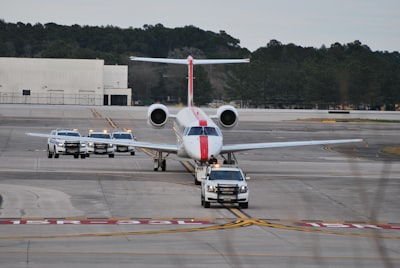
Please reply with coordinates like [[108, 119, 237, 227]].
[[1, 0, 399, 52]]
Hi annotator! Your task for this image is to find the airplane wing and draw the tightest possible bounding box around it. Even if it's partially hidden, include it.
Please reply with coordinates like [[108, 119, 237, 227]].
[[26, 133, 178, 153], [220, 139, 363, 154]]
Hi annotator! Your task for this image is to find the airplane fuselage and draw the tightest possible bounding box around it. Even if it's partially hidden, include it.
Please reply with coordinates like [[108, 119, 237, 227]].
[[174, 106, 223, 162]]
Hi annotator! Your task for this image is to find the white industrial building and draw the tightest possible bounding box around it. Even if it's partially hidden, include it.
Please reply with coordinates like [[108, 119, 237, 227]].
[[0, 57, 131, 105]]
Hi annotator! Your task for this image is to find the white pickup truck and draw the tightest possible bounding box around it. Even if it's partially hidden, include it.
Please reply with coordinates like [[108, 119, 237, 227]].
[[47, 129, 87, 159], [201, 165, 250, 209]]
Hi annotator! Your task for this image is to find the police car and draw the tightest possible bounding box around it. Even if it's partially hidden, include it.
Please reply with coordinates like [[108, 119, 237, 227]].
[[86, 130, 115, 158], [201, 164, 250, 209], [47, 129, 87, 159], [111, 130, 136, 155]]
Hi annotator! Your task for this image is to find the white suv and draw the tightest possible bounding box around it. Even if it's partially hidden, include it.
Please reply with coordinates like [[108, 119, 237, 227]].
[[47, 129, 87, 159], [112, 131, 136, 155], [86, 130, 115, 158], [201, 165, 250, 209]]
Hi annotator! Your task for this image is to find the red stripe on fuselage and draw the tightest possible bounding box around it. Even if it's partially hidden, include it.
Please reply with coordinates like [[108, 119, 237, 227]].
[[187, 108, 209, 161], [187, 97, 209, 161], [198, 119, 208, 161], [199, 135, 208, 161], [199, 120, 207, 126]]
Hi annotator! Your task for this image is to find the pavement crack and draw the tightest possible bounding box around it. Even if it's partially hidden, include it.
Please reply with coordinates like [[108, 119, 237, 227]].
[[97, 179, 113, 218], [26, 240, 31, 267]]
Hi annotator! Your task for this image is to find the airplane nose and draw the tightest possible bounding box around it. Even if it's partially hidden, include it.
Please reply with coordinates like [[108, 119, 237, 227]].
[[183, 136, 222, 161]]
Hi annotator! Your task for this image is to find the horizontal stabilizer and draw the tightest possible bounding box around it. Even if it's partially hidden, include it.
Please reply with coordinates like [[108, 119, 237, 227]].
[[130, 56, 249, 65]]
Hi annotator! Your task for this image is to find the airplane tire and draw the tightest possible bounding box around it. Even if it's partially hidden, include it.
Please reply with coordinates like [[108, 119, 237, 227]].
[[161, 160, 166, 171]]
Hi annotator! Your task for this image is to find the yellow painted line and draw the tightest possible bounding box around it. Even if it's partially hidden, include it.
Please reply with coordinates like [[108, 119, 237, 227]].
[[229, 208, 250, 219], [4, 218, 398, 227], [0, 218, 399, 240], [90, 108, 102, 118], [138, 148, 158, 158], [180, 160, 195, 173], [106, 117, 118, 128]]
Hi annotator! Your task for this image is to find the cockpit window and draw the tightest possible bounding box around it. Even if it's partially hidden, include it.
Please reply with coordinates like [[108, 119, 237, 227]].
[[187, 126, 219, 136], [204, 127, 218, 136], [188, 127, 203, 135]]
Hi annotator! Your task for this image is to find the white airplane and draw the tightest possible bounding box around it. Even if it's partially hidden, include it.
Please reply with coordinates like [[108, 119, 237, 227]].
[[27, 55, 363, 176]]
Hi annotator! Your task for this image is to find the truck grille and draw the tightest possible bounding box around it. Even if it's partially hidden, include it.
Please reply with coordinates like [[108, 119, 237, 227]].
[[65, 142, 80, 153], [217, 184, 239, 195], [94, 144, 108, 149]]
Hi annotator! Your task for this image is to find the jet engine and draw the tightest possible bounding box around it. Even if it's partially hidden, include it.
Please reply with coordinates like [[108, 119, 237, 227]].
[[147, 104, 169, 128], [216, 105, 239, 128]]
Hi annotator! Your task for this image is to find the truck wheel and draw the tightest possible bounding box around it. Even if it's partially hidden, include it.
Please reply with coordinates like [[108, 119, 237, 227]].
[[47, 147, 53, 158], [239, 202, 248, 209], [194, 177, 201, 185], [73, 154, 79, 159], [201, 195, 204, 206], [108, 154, 114, 158], [53, 146, 59, 158], [130, 151, 135, 156], [80, 154, 86, 159], [204, 201, 210, 208]]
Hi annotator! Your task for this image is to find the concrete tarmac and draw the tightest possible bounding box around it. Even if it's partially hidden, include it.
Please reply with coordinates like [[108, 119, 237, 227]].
[[0, 104, 399, 268]]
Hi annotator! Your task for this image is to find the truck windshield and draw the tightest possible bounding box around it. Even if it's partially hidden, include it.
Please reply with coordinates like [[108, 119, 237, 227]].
[[113, 133, 132, 139], [90, 134, 111, 139], [209, 171, 243, 181], [58, 132, 80, 137]]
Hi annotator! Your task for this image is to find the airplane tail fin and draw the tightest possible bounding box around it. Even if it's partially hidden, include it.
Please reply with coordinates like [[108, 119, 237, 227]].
[[130, 56, 249, 107]]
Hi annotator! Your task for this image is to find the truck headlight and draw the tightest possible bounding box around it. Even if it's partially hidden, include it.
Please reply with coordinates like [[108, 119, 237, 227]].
[[207, 185, 216, 192], [239, 185, 248, 193], [80, 143, 86, 148], [57, 142, 64, 147], [88, 142, 94, 147], [109, 143, 114, 147]]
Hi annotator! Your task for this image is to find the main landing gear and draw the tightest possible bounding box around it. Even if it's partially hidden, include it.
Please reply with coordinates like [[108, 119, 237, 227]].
[[221, 152, 237, 165], [154, 152, 168, 171]]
